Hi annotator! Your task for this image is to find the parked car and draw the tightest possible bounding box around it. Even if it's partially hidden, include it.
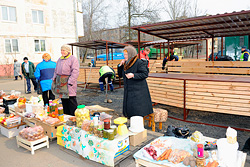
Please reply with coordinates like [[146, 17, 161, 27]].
[[86, 53, 94, 59], [209, 51, 234, 61], [91, 53, 124, 67]]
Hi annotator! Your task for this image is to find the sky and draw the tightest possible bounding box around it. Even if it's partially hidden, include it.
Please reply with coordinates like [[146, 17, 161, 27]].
[[106, 0, 250, 28]]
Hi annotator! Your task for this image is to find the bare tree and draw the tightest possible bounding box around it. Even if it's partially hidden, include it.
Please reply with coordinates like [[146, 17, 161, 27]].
[[163, 0, 207, 20], [116, 0, 161, 40], [190, 0, 207, 17], [81, 0, 109, 62]]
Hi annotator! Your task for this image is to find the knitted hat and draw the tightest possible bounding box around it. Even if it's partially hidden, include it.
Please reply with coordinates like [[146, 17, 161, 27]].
[[42, 53, 51, 61], [61, 44, 71, 53]]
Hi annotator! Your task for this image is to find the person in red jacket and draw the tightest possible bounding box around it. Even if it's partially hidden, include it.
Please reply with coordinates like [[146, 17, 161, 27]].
[[139, 47, 150, 67]]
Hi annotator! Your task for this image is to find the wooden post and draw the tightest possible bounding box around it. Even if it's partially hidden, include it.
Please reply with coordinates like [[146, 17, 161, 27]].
[[197, 44, 199, 59], [168, 40, 170, 61], [160, 43, 162, 60], [95, 49, 97, 61], [180, 47, 182, 58], [163, 43, 165, 60], [111, 48, 113, 61], [221, 37, 223, 57], [106, 41, 108, 65], [212, 37, 214, 61], [206, 39, 208, 61], [138, 30, 141, 58]]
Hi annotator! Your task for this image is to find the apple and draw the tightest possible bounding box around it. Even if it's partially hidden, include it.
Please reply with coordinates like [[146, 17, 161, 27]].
[[9, 113, 15, 118]]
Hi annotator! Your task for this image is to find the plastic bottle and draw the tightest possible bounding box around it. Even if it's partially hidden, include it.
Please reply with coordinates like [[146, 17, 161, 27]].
[[197, 144, 204, 158], [46, 104, 49, 115]]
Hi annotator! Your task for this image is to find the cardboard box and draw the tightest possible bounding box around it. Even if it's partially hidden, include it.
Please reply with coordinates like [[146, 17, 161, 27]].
[[35, 120, 63, 140], [129, 129, 147, 146], [114, 136, 130, 158], [1, 125, 25, 138]]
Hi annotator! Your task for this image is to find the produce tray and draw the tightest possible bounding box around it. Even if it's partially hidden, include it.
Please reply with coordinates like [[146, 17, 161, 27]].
[[0, 121, 26, 130]]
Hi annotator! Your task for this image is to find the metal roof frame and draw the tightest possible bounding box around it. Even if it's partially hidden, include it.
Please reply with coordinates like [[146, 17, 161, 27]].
[[131, 10, 250, 41], [68, 39, 127, 50]]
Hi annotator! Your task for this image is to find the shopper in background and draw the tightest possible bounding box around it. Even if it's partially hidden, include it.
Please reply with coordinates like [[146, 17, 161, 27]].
[[14, 59, 22, 80], [139, 47, 151, 67], [118, 45, 153, 118], [52, 45, 79, 116], [34, 53, 56, 106], [21, 57, 37, 94]]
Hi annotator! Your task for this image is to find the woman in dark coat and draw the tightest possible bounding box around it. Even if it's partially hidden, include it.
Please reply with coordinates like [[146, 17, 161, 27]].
[[118, 45, 153, 118]]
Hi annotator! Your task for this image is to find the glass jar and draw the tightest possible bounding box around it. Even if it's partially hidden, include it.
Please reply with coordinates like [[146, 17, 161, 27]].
[[104, 119, 110, 130], [94, 125, 99, 136], [108, 129, 114, 140], [110, 125, 117, 136], [89, 124, 94, 134], [75, 105, 90, 128], [103, 130, 108, 139], [97, 128, 103, 138], [58, 107, 64, 115], [98, 121, 104, 129]]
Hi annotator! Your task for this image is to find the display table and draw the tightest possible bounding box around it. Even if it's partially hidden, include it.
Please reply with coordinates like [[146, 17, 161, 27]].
[[86, 105, 114, 115], [56, 125, 129, 167], [133, 136, 247, 167]]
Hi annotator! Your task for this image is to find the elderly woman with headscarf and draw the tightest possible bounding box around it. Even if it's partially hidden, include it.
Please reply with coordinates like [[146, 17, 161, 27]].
[[14, 59, 22, 80], [52, 45, 79, 116], [118, 45, 153, 118], [34, 53, 56, 106]]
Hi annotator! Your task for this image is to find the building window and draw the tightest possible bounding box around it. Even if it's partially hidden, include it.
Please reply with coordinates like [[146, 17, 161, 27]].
[[34, 39, 46, 52], [32, 10, 44, 24], [1, 6, 16, 22], [5, 39, 19, 53]]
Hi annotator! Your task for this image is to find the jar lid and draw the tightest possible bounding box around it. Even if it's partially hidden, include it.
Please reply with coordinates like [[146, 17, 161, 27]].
[[77, 105, 85, 109], [104, 119, 110, 122], [98, 128, 103, 131], [107, 129, 114, 132], [197, 144, 204, 148]]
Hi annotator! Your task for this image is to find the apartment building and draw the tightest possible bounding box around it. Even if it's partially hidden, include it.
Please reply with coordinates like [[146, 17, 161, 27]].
[[0, 0, 83, 76]]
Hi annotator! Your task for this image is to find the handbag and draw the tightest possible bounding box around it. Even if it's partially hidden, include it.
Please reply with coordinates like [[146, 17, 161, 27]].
[[164, 125, 191, 139], [37, 80, 42, 95]]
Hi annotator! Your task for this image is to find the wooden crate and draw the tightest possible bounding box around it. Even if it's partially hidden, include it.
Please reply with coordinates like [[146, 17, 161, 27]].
[[16, 135, 49, 155]]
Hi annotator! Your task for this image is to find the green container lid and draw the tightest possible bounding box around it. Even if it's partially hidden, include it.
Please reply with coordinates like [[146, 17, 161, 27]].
[[77, 105, 85, 109]]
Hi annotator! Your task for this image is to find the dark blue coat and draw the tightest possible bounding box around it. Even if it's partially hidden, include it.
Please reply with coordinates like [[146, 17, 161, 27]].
[[34, 60, 56, 92]]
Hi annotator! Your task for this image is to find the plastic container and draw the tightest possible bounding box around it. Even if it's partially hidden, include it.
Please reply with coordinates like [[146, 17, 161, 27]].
[[6, 116, 21, 127], [197, 144, 204, 158], [226, 127, 237, 144], [75, 105, 90, 128]]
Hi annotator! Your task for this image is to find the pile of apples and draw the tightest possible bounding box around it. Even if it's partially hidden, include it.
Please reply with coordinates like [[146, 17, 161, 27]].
[[144, 146, 158, 160], [0, 113, 15, 126], [18, 97, 26, 109]]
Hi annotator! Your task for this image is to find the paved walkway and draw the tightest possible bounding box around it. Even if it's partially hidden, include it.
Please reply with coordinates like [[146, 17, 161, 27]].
[[0, 79, 249, 167], [0, 79, 135, 167]]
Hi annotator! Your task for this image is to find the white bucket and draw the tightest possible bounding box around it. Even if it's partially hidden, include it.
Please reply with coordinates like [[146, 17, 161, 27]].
[[129, 116, 145, 133], [217, 138, 238, 167]]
